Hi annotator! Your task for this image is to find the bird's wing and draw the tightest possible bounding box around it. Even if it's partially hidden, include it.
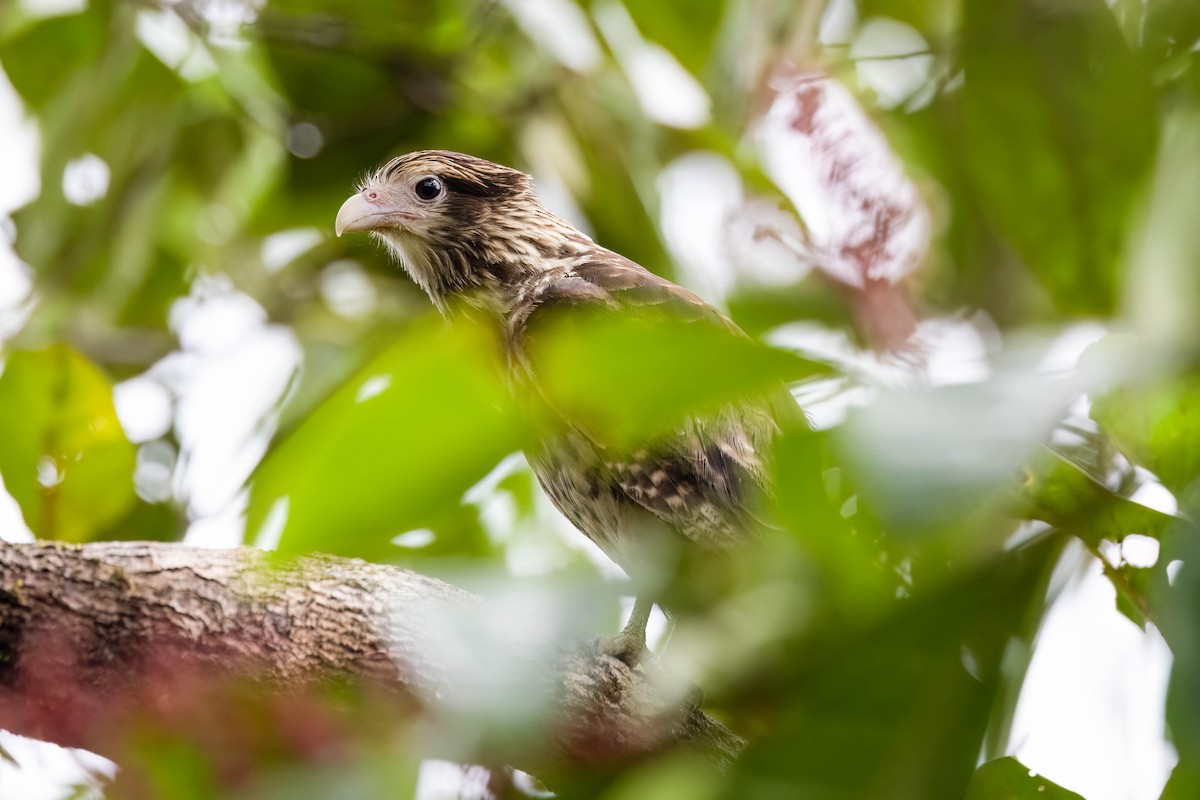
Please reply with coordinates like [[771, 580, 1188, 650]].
[[511, 253, 794, 547]]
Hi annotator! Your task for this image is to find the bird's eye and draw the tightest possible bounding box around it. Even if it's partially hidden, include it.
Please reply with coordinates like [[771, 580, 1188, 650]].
[[414, 177, 443, 201]]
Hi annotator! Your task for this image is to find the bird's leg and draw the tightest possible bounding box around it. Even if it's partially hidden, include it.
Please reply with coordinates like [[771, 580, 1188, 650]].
[[604, 594, 654, 667]]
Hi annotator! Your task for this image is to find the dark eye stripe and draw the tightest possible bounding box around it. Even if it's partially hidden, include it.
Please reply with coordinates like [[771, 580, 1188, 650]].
[[442, 173, 523, 198]]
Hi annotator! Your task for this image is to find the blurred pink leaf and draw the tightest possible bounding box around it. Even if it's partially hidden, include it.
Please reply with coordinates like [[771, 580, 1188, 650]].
[[754, 71, 930, 289]]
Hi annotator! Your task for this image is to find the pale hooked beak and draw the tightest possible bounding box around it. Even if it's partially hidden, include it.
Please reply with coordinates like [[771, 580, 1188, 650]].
[[335, 192, 388, 237]]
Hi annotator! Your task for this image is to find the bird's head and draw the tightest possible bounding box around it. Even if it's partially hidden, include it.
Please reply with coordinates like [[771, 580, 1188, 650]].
[[335, 150, 590, 311]]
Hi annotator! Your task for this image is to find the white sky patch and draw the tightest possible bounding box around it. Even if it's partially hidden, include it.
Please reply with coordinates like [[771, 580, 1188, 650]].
[[1128, 481, 1178, 517], [1037, 322, 1110, 374], [18, 0, 88, 18], [771, 313, 993, 399], [1010, 546, 1175, 800], [0, 68, 41, 216], [593, 1, 711, 129], [156, 275, 302, 524], [1121, 535, 1160, 569], [916, 315, 995, 386], [113, 375, 174, 443], [250, 494, 289, 550], [0, 237, 36, 346], [0, 472, 33, 543], [851, 17, 935, 110], [0, 731, 113, 800], [356, 374, 391, 404], [502, 0, 602, 73], [62, 153, 110, 206], [261, 227, 322, 272], [522, 116, 590, 199], [135, 8, 217, 82], [531, 170, 594, 238], [416, 761, 497, 800], [659, 152, 814, 304], [169, 273, 268, 354], [319, 259, 377, 319], [171, 323, 299, 517], [658, 152, 744, 302], [193, 0, 263, 48], [393, 528, 436, 548], [185, 490, 253, 549]]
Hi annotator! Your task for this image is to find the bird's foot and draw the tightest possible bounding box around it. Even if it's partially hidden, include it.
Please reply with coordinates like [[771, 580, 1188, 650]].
[[600, 628, 648, 668]]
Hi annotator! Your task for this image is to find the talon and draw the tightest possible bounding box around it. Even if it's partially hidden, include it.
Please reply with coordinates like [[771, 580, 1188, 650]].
[[602, 630, 647, 667]]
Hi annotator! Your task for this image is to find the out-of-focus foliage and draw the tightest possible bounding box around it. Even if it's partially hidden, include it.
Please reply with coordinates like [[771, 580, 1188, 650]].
[[961, 0, 1156, 314], [0, 0, 1197, 797], [247, 316, 522, 559], [526, 309, 822, 447], [965, 757, 1084, 800], [0, 344, 135, 541]]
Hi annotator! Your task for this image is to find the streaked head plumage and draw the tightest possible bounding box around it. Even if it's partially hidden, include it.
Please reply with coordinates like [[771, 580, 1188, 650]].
[[336, 150, 590, 310]]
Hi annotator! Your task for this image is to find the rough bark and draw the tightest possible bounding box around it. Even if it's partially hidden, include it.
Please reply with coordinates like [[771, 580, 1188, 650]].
[[0, 539, 744, 776]]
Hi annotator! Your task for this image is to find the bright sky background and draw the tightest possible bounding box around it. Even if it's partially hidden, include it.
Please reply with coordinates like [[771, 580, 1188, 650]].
[[0, 0, 1180, 798]]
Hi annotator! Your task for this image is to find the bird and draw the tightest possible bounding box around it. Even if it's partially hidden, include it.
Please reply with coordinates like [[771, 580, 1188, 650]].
[[335, 150, 799, 664]]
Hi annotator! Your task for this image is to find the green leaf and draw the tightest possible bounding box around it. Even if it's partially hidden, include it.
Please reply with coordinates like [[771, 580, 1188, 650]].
[[966, 757, 1084, 799], [247, 316, 526, 560], [962, 0, 1157, 314], [1022, 441, 1175, 545], [772, 430, 892, 618], [1142, 0, 1200, 69], [729, 537, 1062, 800], [0, 9, 106, 109], [527, 306, 822, 448], [1161, 759, 1200, 800], [0, 345, 136, 542], [622, 0, 724, 75], [1091, 373, 1200, 496], [1159, 494, 1200, 788], [1113, 564, 1153, 629]]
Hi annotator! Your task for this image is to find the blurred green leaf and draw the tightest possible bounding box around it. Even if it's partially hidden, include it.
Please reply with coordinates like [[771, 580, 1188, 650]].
[[0, 345, 135, 542], [248, 316, 525, 559], [528, 306, 823, 447], [0, 10, 106, 109], [96, 496, 185, 543], [966, 757, 1084, 799], [962, 0, 1157, 314], [1091, 374, 1200, 496], [1027, 453, 1172, 535], [728, 536, 1061, 800], [602, 753, 726, 800], [1162, 759, 1200, 800], [1158, 487, 1200, 800], [772, 429, 892, 618], [1113, 563, 1155, 629], [623, 0, 724, 75], [1, 0, 1196, 791], [1142, 0, 1200, 72], [1123, 104, 1200, 349]]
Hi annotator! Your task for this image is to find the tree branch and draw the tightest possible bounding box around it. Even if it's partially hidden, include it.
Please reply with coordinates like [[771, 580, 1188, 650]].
[[0, 540, 744, 777]]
